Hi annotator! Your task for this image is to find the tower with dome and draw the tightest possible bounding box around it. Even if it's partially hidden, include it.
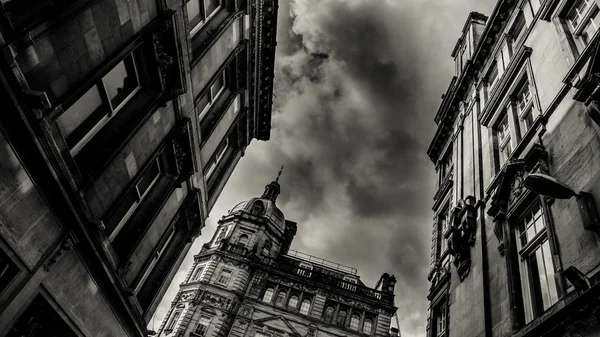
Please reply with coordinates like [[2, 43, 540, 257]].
[[157, 173, 399, 337]]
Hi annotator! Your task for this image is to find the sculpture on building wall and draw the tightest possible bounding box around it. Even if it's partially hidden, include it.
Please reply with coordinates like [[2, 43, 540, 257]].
[[447, 196, 477, 281]]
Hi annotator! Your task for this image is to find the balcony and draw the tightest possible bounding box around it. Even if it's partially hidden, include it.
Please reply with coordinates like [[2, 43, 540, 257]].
[[260, 257, 393, 305]]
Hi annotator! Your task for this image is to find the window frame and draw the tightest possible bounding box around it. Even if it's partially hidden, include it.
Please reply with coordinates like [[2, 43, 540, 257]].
[[58, 53, 142, 156], [192, 263, 205, 282], [299, 298, 311, 315], [187, 0, 223, 37], [362, 318, 373, 334], [107, 157, 162, 241], [166, 309, 182, 331], [216, 268, 233, 286], [193, 315, 213, 337], [205, 138, 229, 180], [514, 200, 559, 323], [275, 290, 287, 307], [262, 288, 274, 303], [349, 314, 360, 331], [495, 112, 513, 169], [198, 71, 227, 121], [323, 305, 335, 323], [287, 294, 299, 310]]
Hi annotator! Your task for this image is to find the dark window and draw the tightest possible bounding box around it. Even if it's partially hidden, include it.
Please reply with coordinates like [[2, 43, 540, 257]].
[[0, 249, 19, 294], [187, 0, 223, 36], [323, 306, 335, 323], [565, 0, 600, 50], [336, 310, 347, 327], [238, 234, 249, 248], [275, 290, 286, 307], [7, 295, 77, 337], [57, 54, 141, 155], [433, 302, 448, 337]]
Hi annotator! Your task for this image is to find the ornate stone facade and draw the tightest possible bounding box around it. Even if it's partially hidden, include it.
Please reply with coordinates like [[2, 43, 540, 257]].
[[157, 180, 399, 337]]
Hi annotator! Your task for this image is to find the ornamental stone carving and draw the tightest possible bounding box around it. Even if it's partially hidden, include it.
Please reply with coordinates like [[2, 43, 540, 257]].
[[447, 195, 477, 281]]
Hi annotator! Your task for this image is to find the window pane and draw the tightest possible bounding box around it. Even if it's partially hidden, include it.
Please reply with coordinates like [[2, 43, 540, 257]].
[[105, 189, 138, 235], [300, 299, 311, 315], [336, 310, 347, 326], [538, 241, 558, 310], [350, 315, 360, 330], [275, 291, 286, 306], [58, 85, 104, 139], [204, 0, 220, 18], [192, 265, 204, 281], [217, 269, 232, 284], [324, 306, 335, 322], [197, 92, 211, 119], [136, 159, 161, 197], [103, 55, 139, 111], [288, 295, 298, 309], [363, 319, 373, 334], [187, 0, 202, 28], [210, 73, 225, 100], [262, 288, 274, 303]]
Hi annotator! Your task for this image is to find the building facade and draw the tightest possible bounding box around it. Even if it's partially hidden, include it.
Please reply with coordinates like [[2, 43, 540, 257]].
[[0, 0, 277, 335], [427, 1, 600, 337], [156, 178, 399, 337]]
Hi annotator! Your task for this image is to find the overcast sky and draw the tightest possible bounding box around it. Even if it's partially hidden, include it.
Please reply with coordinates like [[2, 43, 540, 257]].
[[151, 0, 496, 336]]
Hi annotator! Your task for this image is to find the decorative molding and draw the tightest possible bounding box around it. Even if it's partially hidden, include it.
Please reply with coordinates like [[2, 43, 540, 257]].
[[447, 196, 477, 281]]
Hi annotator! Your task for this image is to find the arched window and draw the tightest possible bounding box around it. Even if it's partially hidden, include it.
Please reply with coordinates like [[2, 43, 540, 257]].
[[323, 306, 335, 323], [336, 310, 348, 327], [262, 288, 274, 303], [288, 295, 299, 309], [275, 290, 287, 306], [299, 298, 311, 315], [363, 318, 373, 334], [191, 264, 204, 281], [238, 234, 249, 248], [252, 200, 265, 215], [350, 314, 360, 330]]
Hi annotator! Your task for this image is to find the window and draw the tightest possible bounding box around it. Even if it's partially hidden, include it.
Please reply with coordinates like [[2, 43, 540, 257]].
[[496, 113, 512, 168], [57, 54, 140, 155], [237, 234, 249, 248], [192, 264, 205, 281], [299, 299, 311, 315], [438, 149, 453, 187], [438, 206, 450, 256], [216, 269, 232, 285], [487, 62, 499, 93], [0, 249, 19, 293], [349, 314, 360, 330], [515, 79, 535, 133], [135, 227, 175, 291], [515, 201, 558, 323], [336, 310, 348, 327], [566, 0, 600, 49], [275, 290, 287, 307], [106, 157, 161, 240], [510, 12, 527, 50], [167, 310, 181, 331], [205, 138, 228, 179], [262, 240, 272, 256], [262, 288, 274, 303], [434, 303, 447, 336], [323, 306, 335, 323], [194, 315, 212, 337], [7, 295, 78, 337], [363, 318, 373, 334], [297, 262, 313, 278], [198, 72, 227, 121], [187, 0, 222, 36], [288, 295, 299, 309]]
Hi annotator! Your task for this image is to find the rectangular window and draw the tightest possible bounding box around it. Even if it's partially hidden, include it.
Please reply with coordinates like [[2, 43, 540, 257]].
[[57, 54, 140, 155], [515, 201, 559, 323], [0, 249, 19, 294], [487, 62, 499, 94], [566, 0, 600, 50], [198, 71, 227, 121], [496, 114, 512, 168], [438, 206, 450, 256], [516, 80, 535, 133], [106, 157, 162, 240], [194, 315, 212, 337], [187, 0, 222, 36], [438, 148, 453, 187], [510, 12, 527, 51], [216, 269, 232, 285], [192, 264, 205, 281], [167, 310, 181, 331], [205, 138, 229, 179], [434, 303, 448, 337]]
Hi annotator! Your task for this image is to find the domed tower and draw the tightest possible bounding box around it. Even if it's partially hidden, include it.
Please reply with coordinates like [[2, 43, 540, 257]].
[[157, 168, 397, 337]]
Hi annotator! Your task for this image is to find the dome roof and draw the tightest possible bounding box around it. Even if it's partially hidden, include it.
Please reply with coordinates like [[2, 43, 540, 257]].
[[228, 196, 285, 229]]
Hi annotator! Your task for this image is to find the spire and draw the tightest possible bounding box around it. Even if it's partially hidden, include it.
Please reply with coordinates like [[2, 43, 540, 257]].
[[262, 166, 283, 202]]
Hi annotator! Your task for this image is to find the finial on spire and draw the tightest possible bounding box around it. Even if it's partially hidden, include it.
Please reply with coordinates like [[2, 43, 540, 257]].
[[275, 165, 284, 183]]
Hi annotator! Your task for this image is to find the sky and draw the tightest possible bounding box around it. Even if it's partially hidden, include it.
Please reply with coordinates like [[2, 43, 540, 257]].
[[151, 0, 496, 336]]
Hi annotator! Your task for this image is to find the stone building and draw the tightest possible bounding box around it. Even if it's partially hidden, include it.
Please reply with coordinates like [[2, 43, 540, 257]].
[[156, 177, 399, 337], [0, 0, 277, 335], [427, 1, 600, 337]]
